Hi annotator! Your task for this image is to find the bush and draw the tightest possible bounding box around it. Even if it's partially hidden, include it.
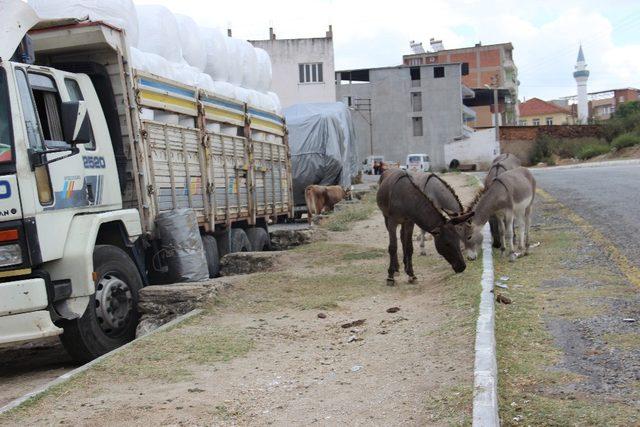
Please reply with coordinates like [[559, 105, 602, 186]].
[[530, 134, 555, 164], [611, 132, 640, 150], [575, 142, 610, 160]]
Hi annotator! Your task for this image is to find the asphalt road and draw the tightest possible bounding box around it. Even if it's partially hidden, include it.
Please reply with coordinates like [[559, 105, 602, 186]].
[[532, 163, 640, 268]]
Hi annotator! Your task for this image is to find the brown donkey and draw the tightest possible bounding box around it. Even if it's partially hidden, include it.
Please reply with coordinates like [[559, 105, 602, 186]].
[[377, 169, 474, 285]]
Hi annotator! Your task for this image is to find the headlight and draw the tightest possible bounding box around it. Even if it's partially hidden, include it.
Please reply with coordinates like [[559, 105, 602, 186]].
[[0, 244, 22, 267]]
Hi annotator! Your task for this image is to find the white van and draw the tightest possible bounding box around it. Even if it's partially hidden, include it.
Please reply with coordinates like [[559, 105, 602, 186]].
[[405, 154, 431, 172]]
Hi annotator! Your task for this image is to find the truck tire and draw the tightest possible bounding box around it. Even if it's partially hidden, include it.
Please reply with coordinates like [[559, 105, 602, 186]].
[[59, 245, 143, 363], [246, 227, 271, 251], [217, 228, 251, 256], [201, 235, 220, 277]]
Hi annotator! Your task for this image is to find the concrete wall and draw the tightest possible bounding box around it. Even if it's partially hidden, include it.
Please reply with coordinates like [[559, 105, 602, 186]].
[[445, 128, 499, 169], [499, 125, 604, 165], [251, 36, 335, 109], [336, 63, 466, 170]]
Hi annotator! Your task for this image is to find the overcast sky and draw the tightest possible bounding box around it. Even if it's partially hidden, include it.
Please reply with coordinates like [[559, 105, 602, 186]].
[[135, 0, 640, 101]]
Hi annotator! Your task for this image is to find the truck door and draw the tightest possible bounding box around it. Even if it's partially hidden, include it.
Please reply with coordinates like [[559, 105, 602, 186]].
[[14, 67, 95, 261]]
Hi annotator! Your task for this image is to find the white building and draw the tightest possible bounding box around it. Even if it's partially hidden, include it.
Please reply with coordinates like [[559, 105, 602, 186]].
[[250, 27, 336, 109], [573, 45, 590, 124]]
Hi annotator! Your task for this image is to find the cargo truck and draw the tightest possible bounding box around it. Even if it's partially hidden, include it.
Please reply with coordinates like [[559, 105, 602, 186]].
[[0, 3, 293, 362]]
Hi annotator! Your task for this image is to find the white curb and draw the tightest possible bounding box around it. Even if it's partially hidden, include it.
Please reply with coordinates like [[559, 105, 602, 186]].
[[532, 158, 640, 172], [0, 309, 203, 415], [472, 224, 499, 426]]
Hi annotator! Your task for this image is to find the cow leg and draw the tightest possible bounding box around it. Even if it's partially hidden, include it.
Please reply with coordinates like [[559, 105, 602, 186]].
[[401, 222, 417, 282], [385, 217, 399, 286]]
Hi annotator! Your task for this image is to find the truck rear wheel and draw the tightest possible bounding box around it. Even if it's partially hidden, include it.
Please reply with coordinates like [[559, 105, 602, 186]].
[[246, 227, 271, 251], [59, 245, 143, 363], [201, 235, 220, 277], [217, 228, 251, 256]]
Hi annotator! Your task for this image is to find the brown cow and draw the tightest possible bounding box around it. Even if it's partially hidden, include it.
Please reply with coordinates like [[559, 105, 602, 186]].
[[304, 185, 349, 225]]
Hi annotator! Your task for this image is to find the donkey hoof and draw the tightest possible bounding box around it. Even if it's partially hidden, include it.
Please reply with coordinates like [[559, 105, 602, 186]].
[[408, 276, 418, 284], [386, 278, 396, 286]]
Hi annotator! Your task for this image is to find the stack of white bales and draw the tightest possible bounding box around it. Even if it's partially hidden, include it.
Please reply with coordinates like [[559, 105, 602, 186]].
[[27, 0, 281, 114]]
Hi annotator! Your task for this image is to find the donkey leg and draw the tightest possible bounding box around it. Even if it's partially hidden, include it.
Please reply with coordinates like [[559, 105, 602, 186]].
[[524, 206, 532, 254], [515, 214, 526, 253], [385, 217, 399, 286], [504, 213, 517, 261], [419, 230, 427, 256], [401, 222, 417, 282], [497, 215, 507, 256]]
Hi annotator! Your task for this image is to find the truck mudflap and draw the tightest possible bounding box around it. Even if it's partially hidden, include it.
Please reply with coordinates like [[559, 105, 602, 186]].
[[0, 277, 62, 344]]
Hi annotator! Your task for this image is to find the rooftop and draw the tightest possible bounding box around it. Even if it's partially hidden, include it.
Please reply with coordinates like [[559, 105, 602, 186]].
[[519, 98, 572, 117], [403, 42, 514, 58]]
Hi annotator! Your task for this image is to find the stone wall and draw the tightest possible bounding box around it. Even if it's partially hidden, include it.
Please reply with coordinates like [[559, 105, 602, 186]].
[[499, 125, 604, 165]]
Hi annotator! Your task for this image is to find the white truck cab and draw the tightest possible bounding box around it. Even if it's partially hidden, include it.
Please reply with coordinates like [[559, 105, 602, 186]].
[[0, 0, 292, 361], [405, 153, 430, 172]]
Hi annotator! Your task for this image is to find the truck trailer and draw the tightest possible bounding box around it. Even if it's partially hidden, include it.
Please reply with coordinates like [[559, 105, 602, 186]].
[[0, 3, 293, 362]]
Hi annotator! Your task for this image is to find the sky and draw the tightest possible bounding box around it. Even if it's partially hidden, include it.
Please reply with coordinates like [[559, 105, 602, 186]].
[[134, 0, 640, 101]]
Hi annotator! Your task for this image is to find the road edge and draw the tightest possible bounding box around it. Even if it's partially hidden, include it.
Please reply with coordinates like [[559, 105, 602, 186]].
[[472, 223, 499, 426], [0, 309, 204, 416], [532, 158, 640, 172]]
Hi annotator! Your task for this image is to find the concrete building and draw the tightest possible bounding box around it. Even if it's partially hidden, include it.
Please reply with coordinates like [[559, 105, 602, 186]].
[[250, 27, 335, 109], [403, 40, 518, 127], [336, 63, 475, 170], [518, 98, 574, 126], [573, 45, 590, 124]]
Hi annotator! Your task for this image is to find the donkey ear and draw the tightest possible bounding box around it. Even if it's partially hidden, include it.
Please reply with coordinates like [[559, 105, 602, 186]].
[[448, 211, 474, 225], [442, 207, 459, 217]]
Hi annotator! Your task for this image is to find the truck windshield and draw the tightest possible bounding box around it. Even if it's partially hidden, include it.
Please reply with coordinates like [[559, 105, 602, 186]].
[[0, 68, 13, 163]]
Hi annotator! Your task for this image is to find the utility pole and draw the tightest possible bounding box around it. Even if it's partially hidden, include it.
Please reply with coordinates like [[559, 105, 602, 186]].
[[485, 76, 500, 141]]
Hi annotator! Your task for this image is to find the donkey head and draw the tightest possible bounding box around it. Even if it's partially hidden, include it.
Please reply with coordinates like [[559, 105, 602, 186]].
[[462, 219, 483, 260], [431, 211, 475, 273]]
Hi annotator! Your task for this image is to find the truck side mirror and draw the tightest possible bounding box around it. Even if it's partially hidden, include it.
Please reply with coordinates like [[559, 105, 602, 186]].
[[61, 101, 91, 145]]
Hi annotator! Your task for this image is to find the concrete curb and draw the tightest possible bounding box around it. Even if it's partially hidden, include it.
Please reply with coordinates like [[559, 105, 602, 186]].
[[472, 224, 499, 426], [0, 309, 203, 416], [532, 158, 640, 172]]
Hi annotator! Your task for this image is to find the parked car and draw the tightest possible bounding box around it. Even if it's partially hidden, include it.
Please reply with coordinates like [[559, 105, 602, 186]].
[[405, 153, 431, 172]]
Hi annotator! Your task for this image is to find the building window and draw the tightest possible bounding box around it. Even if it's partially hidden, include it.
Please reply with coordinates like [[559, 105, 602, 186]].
[[410, 67, 420, 87], [433, 66, 445, 78], [412, 117, 423, 136], [411, 92, 422, 112], [519, 120, 527, 126], [461, 62, 469, 76], [532, 118, 540, 126], [546, 117, 553, 125], [299, 63, 323, 83]]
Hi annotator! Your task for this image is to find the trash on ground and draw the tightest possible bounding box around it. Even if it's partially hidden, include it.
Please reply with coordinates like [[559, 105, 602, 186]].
[[500, 276, 510, 281], [496, 294, 512, 304], [351, 365, 363, 372], [341, 319, 366, 328], [622, 318, 636, 323], [495, 283, 508, 289], [347, 335, 361, 343]]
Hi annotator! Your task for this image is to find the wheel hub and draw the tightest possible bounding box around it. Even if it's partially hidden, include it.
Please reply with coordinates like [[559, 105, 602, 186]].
[[95, 274, 133, 334]]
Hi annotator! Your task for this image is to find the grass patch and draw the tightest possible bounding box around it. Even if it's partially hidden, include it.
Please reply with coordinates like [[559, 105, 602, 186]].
[[612, 132, 640, 150], [342, 248, 386, 261], [603, 332, 640, 351], [494, 202, 639, 425], [322, 194, 376, 232], [423, 385, 472, 426], [575, 141, 610, 160]]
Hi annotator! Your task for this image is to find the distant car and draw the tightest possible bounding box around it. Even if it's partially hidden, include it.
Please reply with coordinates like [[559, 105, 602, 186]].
[[363, 155, 385, 175], [405, 154, 431, 172]]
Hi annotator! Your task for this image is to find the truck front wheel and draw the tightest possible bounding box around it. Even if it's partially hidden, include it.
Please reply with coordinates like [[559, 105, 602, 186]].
[[60, 245, 143, 363]]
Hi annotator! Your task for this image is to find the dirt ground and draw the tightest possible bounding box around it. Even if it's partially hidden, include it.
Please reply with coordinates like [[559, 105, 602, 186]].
[[0, 174, 482, 426], [494, 193, 640, 425]]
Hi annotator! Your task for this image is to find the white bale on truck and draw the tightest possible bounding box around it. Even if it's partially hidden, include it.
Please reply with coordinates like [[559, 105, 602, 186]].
[[0, 0, 293, 362]]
